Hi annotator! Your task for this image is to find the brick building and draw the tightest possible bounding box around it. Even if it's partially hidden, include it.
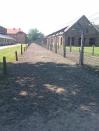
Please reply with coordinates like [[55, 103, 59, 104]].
[[7, 28, 27, 43]]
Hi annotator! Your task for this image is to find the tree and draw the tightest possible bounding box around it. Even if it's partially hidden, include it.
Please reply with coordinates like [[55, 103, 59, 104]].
[[27, 28, 44, 43]]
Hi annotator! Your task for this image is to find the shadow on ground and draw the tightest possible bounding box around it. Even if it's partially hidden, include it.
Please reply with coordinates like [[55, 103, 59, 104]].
[[0, 62, 99, 126]]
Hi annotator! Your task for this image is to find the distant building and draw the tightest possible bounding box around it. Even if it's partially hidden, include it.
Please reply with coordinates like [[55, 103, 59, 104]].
[[7, 28, 27, 43], [46, 15, 99, 47], [0, 26, 7, 35], [0, 26, 15, 46]]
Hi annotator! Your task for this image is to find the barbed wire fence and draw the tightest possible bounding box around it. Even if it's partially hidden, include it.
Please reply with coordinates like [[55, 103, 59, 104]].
[[41, 14, 99, 69]]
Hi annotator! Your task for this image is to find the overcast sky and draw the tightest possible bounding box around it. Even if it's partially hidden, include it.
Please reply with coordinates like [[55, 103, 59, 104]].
[[0, 0, 99, 35]]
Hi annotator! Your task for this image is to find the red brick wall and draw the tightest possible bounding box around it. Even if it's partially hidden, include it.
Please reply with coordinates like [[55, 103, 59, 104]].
[[16, 32, 26, 43]]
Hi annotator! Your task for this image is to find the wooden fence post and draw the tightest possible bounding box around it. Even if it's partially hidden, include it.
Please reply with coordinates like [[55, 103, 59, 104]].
[[92, 45, 95, 55], [26, 44, 28, 50], [70, 38, 72, 52], [70, 46, 72, 52], [63, 32, 66, 57], [54, 36, 57, 53], [55, 43, 57, 53], [50, 43, 52, 51], [3, 57, 7, 75], [21, 44, 23, 55], [24, 47, 25, 52], [15, 51, 18, 61], [79, 47, 80, 52]]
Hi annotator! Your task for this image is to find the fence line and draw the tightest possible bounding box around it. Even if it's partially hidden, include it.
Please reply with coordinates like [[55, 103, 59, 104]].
[[41, 42, 99, 68], [0, 44, 28, 75]]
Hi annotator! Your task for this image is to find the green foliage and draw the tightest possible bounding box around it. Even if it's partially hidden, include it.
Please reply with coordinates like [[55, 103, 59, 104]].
[[27, 28, 44, 43]]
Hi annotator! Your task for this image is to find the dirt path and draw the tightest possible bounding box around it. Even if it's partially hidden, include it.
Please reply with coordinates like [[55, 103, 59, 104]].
[[0, 43, 99, 131]]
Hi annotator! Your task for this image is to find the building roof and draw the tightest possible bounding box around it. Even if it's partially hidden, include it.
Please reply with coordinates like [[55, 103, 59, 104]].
[[0, 34, 15, 40], [7, 28, 23, 34], [64, 15, 98, 34], [47, 26, 67, 36], [0, 26, 6, 29], [47, 15, 98, 37], [47, 16, 86, 37], [93, 25, 99, 32]]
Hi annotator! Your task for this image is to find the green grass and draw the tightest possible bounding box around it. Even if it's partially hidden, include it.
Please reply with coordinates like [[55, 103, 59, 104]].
[[66, 46, 80, 52], [0, 44, 27, 63], [66, 46, 99, 56], [0, 44, 27, 74], [84, 47, 99, 56]]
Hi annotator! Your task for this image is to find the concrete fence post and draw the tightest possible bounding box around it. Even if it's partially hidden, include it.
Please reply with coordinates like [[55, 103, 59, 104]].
[[79, 32, 84, 65]]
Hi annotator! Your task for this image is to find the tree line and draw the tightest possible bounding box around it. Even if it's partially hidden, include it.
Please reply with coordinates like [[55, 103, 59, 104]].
[[27, 28, 44, 43]]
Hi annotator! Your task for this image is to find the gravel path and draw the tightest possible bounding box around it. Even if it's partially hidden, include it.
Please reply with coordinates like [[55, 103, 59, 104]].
[[0, 43, 99, 131]]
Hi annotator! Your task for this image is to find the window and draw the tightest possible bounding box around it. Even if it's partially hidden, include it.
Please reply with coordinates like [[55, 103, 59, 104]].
[[67, 37, 70, 46], [78, 37, 81, 46], [89, 38, 96, 46], [71, 37, 75, 45]]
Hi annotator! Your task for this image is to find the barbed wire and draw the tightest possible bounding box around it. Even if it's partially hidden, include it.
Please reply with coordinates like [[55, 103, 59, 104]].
[[88, 12, 99, 24], [89, 12, 99, 18]]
